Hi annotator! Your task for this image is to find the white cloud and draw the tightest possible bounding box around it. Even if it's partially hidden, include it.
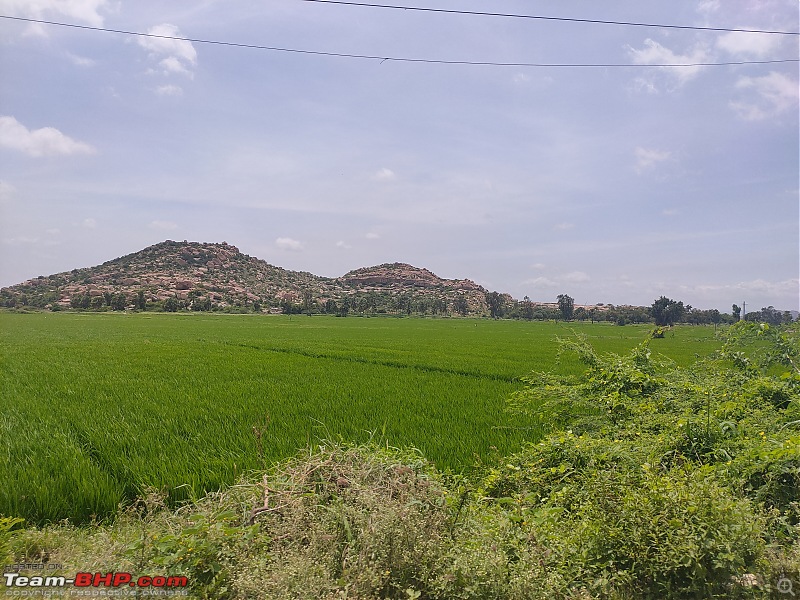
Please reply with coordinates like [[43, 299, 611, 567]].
[[523, 276, 558, 288], [553, 222, 574, 231], [335, 240, 352, 249], [562, 271, 591, 283], [0, 180, 15, 204], [3, 235, 40, 245], [275, 237, 304, 251], [631, 77, 658, 95], [731, 71, 799, 120], [716, 31, 781, 58], [684, 278, 800, 298], [83, 218, 96, 229], [661, 208, 679, 217], [522, 271, 591, 287], [66, 52, 96, 67], [531, 263, 546, 270], [0, 116, 95, 157], [365, 232, 380, 239], [149, 220, 178, 231], [0, 0, 109, 27], [21, 22, 48, 38], [627, 39, 709, 86], [156, 84, 183, 96], [696, 0, 720, 13], [138, 24, 197, 78], [635, 146, 672, 172], [159, 56, 191, 76], [372, 168, 396, 181]]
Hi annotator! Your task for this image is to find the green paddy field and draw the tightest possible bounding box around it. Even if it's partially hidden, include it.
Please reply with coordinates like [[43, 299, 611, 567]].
[[0, 312, 720, 524]]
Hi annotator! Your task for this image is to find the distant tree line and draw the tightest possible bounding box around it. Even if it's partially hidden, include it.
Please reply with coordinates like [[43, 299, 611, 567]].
[[743, 305, 795, 326], [480, 292, 796, 326], [2, 285, 796, 325], [282, 290, 462, 317]]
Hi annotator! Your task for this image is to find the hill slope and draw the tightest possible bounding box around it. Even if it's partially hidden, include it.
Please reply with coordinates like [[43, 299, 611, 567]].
[[0, 240, 490, 315]]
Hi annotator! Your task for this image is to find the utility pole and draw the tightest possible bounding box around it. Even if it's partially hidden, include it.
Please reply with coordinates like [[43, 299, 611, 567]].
[[742, 300, 746, 321]]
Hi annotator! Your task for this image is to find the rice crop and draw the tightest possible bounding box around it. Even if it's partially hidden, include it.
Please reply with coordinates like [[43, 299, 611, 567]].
[[0, 312, 720, 524]]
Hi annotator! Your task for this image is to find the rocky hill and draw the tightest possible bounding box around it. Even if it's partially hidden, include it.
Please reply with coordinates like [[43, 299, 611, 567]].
[[341, 263, 481, 291], [0, 240, 490, 315]]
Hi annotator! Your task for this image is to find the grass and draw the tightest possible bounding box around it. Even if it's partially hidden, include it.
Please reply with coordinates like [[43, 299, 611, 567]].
[[0, 312, 721, 524]]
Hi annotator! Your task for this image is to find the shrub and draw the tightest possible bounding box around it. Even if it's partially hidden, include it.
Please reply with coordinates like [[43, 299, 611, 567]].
[[543, 467, 765, 598], [232, 443, 452, 599]]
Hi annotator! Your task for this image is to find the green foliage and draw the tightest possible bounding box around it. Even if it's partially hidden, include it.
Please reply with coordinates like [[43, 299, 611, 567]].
[[164, 296, 179, 312], [453, 294, 468, 316], [651, 296, 686, 326], [745, 306, 795, 326], [496, 322, 800, 597], [0, 516, 25, 565], [125, 511, 257, 598], [232, 443, 455, 599], [482, 435, 768, 597], [719, 321, 800, 376], [485, 291, 505, 319], [111, 292, 127, 311], [508, 335, 666, 434], [6, 436, 796, 600], [557, 293, 574, 321], [553, 468, 765, 598]]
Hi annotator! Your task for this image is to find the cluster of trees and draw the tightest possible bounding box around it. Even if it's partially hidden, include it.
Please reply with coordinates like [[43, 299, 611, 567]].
[[744, 305, 795, 325], [61, 288, 271, 314], [650, 299, 794, 327], [0, 291, 58, 309], [488, 293, 581, 322], [69, 290, 146, 311], [485, 292, 796, 326], [281, 291, 468, 317], [486, 292, 618, 323]]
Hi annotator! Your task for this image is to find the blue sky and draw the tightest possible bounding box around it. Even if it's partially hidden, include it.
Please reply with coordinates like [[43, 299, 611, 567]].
[[1, 0, 798, 311]]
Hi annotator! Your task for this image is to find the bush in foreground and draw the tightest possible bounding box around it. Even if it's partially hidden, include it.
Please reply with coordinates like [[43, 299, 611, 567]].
[[3, 439, 797, 599]]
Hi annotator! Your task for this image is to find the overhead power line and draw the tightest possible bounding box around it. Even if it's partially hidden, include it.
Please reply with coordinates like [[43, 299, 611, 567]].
[[1, 15, 798, 68], [301, 0, 800, 35]]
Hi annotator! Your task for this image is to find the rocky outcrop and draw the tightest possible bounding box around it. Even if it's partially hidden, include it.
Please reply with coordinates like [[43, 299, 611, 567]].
[[339, 263, 484, 292]]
